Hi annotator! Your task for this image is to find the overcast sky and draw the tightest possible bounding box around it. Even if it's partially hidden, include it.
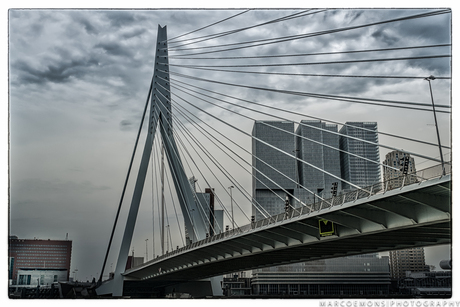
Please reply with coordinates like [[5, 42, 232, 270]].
[[7, 6, 454, 286]]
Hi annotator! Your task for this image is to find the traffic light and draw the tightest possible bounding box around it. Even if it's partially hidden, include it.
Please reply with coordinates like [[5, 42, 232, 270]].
[[251, 215, 255, 223], [331, 182, 338, 197]]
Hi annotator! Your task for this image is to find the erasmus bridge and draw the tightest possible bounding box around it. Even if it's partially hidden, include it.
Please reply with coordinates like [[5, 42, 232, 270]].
[[95, 9, 452, 297]]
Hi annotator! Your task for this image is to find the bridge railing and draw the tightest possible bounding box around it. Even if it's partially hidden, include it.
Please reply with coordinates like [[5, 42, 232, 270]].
[[135, 163, 451, 271]]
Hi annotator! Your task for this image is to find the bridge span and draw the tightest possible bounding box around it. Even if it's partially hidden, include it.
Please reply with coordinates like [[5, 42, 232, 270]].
[[97, 172, 450, 296]]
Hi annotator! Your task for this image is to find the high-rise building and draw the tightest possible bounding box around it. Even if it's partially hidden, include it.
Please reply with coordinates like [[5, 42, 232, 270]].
[[339, 122, 381, 190], [252, 121, 296, 221], [295, 120, 341, 206], [251, 120, 298, 274], [382, 150, 417, 190], [9, 236, 72, 285], [389, 247, 427, 279], [251, 119, 390, 288], [213, 209, 224, 235]]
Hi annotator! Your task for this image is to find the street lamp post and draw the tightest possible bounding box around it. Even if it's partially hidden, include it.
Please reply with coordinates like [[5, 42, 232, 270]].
[[229, 186, 234, 229], [424, 75, 445, 175], [191, 208, 195, 226], [293, 149, 300, 190], [145, 238, 148, 262]]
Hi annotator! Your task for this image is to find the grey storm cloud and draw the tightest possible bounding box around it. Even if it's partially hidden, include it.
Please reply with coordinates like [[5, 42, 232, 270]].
[[95, 41, 134, 57], [12, 56, 99, 85], [119, 119, 134, 131], [344, 10, 364, 24], [371, 28, 400, 46], [102, 10, 140, 28], [71, 14, 99, 35], [121, 27, 147, 40]]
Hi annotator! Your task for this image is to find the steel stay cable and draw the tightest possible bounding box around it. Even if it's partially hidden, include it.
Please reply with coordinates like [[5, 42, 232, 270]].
[[167, 10, 318, 48], [169, 77, 451, 150], [155, 83, 256, 225], [150, 119, 157, 258], [166, 11, 376, 52], [157, 115, 218, 237], [172, 116, 283, 224], [168, 10, 311, 45], [155, 77, 323, 205], [172, 122, 237, 233], [164, 68, 451, 110], [166, 9, 252, 43], [167, 70, 450, 113], [98, 74, 154, 283], [169, 80, 401, 173], [171, 103, 312, 217], [166, 75, 388, 180], [167, 43, 451, 60], [161, 80, 363, 196], [172, 99, 301, 218], [155, 89, 225, 235], [151, 105, 200, 241], [157, 131, 199, 242], [168, 77, 447, 164], [416, 152, 451, 167], [154, 88, 230, 232], [170, 119, 236, 233], [161, 181, 174, 250], [169, 54, 451, 70], [170, 82, 419, 186], [166, 78, 444, 192], [155, 78, 311, 211], [168, 9, 450, 56], [167, 65, 450, 79], [171, 102, 273, 219], [155, 112, 216, 238], [171, 103, 274, 220], [169, 10, 343, 52], [163, 153, 186, 247], [171, 115, 251, 227], [153, 137, 164, 253], [154, 92, 232, 232]]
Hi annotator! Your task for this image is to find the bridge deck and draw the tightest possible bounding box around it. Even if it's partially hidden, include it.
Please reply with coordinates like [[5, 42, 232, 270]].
[[121, 175, 450, 287]]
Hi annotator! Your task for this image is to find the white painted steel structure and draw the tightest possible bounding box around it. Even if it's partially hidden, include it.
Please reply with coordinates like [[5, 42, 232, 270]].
[[95, 22, 452, 297], [97, 165, 451, 295], [107, 25, 209, 297]]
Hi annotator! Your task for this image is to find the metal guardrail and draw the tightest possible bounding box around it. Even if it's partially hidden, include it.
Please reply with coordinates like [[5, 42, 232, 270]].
[[135, 163, 451, 275]]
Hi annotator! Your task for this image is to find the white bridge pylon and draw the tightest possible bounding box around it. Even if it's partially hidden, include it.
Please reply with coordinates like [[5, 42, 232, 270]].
[[107, 25, 208, 297]]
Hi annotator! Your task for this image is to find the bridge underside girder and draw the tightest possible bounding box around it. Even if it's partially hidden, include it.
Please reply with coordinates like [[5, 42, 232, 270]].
[[116, 175, 450, 293]]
